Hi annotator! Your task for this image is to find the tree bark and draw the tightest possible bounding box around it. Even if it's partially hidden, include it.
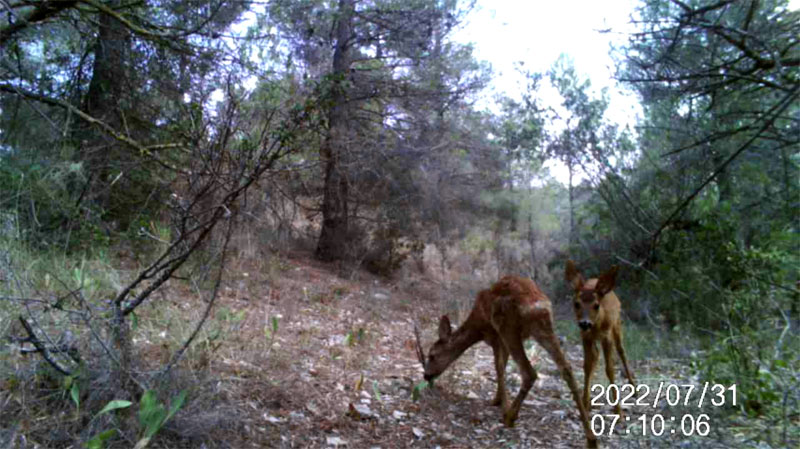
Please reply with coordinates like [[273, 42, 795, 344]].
[[83, 0, 129, 147], [568, 155, 575, 250], [77, 0, 131, 223], [84, 1, 135, 396], [712, 148, 733, 208], [528, 212, 537, 282], [316, 0, 354, 261]]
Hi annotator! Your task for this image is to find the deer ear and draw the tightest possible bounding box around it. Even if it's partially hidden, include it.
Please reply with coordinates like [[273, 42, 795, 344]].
[[565, 260, 585, 292], [438, 315, 452, 340], [596, 265, 619, 296]]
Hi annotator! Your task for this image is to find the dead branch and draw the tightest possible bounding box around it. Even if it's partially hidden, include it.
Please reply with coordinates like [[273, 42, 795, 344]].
[[15, 316, 74, 375]]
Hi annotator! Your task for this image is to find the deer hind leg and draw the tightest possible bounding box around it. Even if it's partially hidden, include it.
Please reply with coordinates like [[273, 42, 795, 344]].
[[499, 332, 536, 427], [490, 338, 509, 408], [601, 337, 620, 415], [613, 326, 636, 386], [582, 338, 598, 412], [534, 327, 598, 449]]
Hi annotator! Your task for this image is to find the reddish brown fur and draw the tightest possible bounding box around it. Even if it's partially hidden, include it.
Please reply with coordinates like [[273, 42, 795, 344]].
[[565, 260, 636, 415], [419, 276, 597, 448]]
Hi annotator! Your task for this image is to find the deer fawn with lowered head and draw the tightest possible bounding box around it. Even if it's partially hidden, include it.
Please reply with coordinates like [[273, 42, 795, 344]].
[[565, 260, 636, 415], [414, 275, 598, 448]]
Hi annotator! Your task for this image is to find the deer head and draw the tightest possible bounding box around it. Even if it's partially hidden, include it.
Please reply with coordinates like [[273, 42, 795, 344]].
[[566, 260, 618, 331], [415, 315, 463, 385]]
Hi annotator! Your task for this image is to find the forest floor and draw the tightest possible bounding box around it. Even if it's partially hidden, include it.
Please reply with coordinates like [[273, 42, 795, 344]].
[[134, 250, 755, 449], [2, 248, 779, 449]]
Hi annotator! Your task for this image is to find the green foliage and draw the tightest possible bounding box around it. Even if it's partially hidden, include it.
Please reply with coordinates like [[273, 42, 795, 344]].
[[371, 380, 382, 403], [83, 390, 185, 449], [459, 227, 495, 255], [494, 71, 546, 175], [411, 380, 429, 401], [85, 400, 134, 448], [138, 390, 186, 440], [264, 315, 279, 339], [344, 327, 365, 347], [216, 307, 247, 325], [0, 154, 106, 250], [86, 430, 117, 449], [97, 400, 134, 416], [70, 380, 80, 409], [686, 241, 799, 416], [199, 307, 248, 355]]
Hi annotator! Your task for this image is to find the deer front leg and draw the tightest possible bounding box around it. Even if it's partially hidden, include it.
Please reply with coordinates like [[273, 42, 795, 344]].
[[582, 338, 598, 412], [613, 327, 636, 386], [601, 337, 620, 415], [490, 339, 509, 408], [501, 334, 536, 427]]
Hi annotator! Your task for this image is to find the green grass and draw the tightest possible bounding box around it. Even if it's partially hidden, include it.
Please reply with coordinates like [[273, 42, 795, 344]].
[[623, 322, 701, 361], [553, 314, 700, 363]]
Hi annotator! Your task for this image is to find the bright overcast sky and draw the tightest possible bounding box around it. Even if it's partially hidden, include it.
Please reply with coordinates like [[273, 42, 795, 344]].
[[453, 0, 644, 183], [454, 0, 642, 127]]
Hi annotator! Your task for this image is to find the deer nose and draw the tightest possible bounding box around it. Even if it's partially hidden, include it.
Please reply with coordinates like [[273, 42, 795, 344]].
[[578, 320, 593, 331]]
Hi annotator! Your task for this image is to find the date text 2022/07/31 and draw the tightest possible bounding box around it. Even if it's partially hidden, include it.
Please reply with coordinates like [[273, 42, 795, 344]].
[[589, 382, 737, 437]]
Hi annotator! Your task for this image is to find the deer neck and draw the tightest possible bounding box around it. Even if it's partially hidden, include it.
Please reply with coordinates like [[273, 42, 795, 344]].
[[446, 321, 485, 359]]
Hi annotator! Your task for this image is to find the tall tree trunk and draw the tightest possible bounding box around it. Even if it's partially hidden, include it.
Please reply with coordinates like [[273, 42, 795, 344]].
[[568, 155, 575, 250], [78, 0, 131, 226], [508, 176, 517, 232], [82, 0, 128, 160], [712, 149, 733, 207], [82, 2, 135, 397], [781, 146, 793, 224], [528, 211, 537, 282], [316, 0, 354, 261]]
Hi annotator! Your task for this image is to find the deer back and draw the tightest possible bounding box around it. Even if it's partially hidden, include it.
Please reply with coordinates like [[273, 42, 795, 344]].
[[489, 276, 553, 337]]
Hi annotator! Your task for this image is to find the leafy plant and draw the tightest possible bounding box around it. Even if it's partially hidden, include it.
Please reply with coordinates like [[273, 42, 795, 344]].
[[65, 375, 80, 416], [86, 430, 117, 449], [86, 400, 134, 449], [411, 381, 429, 401], [134, 390, 187, 448], [264, 315, 279, 340], [372, 380, 382, 403], [264, 315, 279, 356], [343, 327, 365, 347], [83, 390, 189, 449]]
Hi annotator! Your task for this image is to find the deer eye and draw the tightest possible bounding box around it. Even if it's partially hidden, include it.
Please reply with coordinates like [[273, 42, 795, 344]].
[[574, 302, 580, 309], [593, 303, 600, 311]]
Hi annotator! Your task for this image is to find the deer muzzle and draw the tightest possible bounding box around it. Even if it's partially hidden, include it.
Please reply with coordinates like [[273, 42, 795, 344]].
[[578, 320, 593, 331], [424, 373, 436, 388]]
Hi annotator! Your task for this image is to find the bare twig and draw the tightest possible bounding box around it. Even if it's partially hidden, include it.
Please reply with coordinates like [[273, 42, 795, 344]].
[[16, 316, 73, 375]]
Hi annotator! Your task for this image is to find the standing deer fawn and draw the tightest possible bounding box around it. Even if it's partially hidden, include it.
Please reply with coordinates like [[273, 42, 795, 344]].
[[565, 260, 636, 416], [414, 275, 598, 448]]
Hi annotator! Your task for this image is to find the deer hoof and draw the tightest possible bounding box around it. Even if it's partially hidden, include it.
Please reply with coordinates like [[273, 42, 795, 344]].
[[489, 396, 506, 407], [502, 411, 517, 427]]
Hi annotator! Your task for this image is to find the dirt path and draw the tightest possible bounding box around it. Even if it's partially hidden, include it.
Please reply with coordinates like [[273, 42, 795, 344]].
[[152, 251, 751, 449], [177, 253, 600, 449]]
